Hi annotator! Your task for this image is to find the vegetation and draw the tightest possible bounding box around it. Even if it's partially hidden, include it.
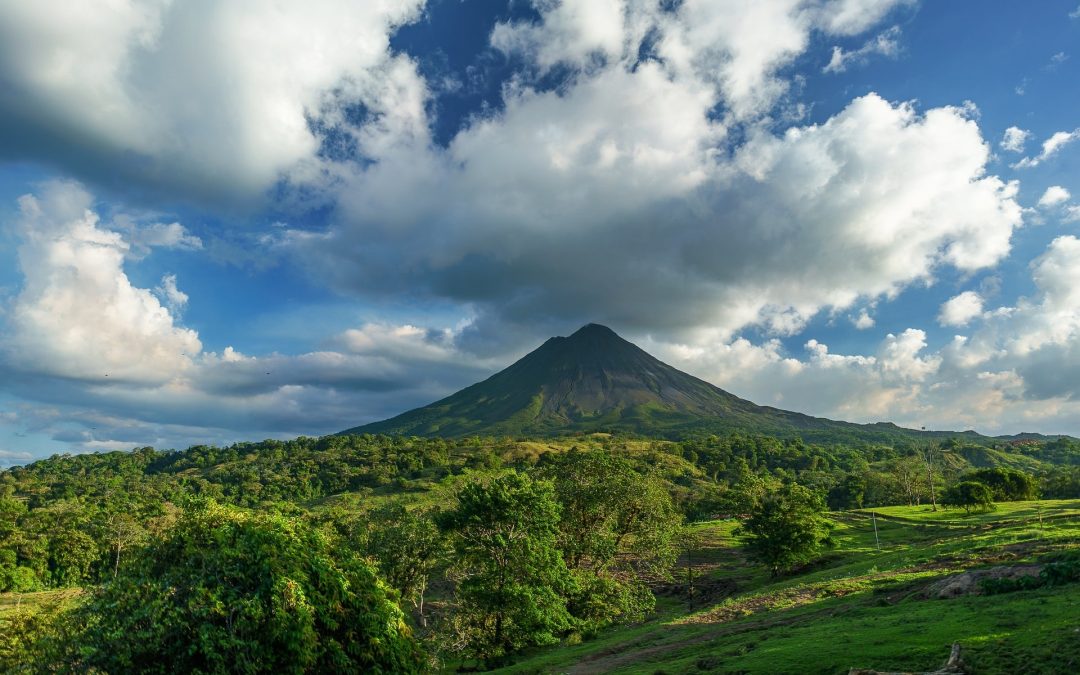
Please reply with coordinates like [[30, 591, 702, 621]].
[[942, 480, 997, 514], [739, 484, 832, 576], [2, 430, 1079, 672]]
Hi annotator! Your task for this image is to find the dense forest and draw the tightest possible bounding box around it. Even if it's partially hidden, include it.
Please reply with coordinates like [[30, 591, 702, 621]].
[[2, 432, 1079, 671]]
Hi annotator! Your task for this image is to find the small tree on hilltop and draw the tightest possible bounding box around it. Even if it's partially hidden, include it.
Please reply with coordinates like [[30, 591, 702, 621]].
[[740, 484, 831, 577], [942, 481, 995, 515]]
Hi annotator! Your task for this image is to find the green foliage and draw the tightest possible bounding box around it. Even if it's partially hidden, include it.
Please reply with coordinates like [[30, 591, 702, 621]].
[[826, 473, 865, 510], [739, 484, 831, 576], [942, 481, 996, 514], [362, 503, 445, 625], [541, 449, 682, 574], [438, 471, 574, 661], [964, 467, 1038, 501], [69, 499, 425, 674]]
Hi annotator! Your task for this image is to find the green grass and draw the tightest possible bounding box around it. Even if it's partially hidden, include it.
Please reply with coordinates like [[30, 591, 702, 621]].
[[0, 589, 82, 619], [495, 500, 1080, 674]]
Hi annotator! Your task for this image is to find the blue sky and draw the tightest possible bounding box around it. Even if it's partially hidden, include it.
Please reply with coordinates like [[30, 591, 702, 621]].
[[2, 0, 1080, 465]]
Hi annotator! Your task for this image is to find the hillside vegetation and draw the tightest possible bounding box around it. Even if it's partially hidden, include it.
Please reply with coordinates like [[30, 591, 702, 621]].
[[2, 432, 1079, 672]]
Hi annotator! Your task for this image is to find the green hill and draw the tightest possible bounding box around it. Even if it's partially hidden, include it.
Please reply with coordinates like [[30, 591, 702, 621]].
[[344, 324, 1005, 444]]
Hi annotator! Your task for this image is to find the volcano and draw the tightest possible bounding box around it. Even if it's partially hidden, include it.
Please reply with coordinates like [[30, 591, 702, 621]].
[[342, 323, 980, 443]]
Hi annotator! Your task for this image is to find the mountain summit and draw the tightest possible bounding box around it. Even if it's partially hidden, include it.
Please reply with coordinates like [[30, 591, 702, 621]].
[[343, 324, 961, 443]]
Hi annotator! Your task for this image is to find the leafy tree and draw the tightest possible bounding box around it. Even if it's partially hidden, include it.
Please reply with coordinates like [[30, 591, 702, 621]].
[[539, 450, 682, 629], [543, 450, 681, 574], [364, 503, 445, 627], [965, 467, 1038, 501], [69, 499, 424, 674], [438, 471, 573, 662], [942, 481, 995, 514], [740, 484, 831, 576], [826, 474, 865, 511]]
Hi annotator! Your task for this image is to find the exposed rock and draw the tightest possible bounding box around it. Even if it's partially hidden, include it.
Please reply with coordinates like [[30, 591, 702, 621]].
[[921, 565, 1042, 599]]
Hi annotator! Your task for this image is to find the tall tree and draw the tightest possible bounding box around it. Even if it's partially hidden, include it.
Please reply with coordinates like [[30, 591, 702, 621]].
[[364, 503, 445, 627], [438, 471, 573, 662]]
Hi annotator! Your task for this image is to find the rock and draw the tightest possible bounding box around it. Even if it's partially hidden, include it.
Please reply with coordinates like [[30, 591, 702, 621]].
[[921, 565, 1042, 599]]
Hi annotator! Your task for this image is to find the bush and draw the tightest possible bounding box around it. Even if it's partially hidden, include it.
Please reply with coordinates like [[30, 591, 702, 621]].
[[68, 499, 425, 674], [965, 468, 1038, 501], [942, 481, 995, 514]]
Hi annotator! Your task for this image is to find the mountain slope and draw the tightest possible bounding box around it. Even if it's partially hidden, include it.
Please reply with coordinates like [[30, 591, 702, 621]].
[[343, 324, 987, 443]]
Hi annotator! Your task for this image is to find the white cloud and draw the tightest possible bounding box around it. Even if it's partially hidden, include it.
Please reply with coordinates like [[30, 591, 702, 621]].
[[1037, 185, 1071, 208], [1065, 205, 1080, 223], [155, 274, 188, 313], [0, 449, 33, 468], [852, 310, 875, 329], [999, 126, 1030, 153], [0, 0, 427, 202], [127, 222, 202, 257], [1071, 4, 1080, 19], [938, 291, 984, 327], [4, 181, 201, 384], [0, 181, 499, 451], [301, 91, 1020, 348], [490, 0, 912, 121], [823, 25, 902, 73], [1012, 128, 1080, 168]]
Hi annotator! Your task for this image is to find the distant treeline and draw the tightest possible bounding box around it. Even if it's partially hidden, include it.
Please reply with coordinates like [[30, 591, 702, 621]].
[[3, 432, 1078, 594]]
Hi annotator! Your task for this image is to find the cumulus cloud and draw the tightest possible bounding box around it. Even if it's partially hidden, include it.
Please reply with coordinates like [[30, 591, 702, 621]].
[[1013, 128, 1080, 169], [155, 274, 189, 314], [1038, 185, 1071, 208], [823, 25, 902, 73], [999, 126, 1030, 153], [300, 91, 1020, 347], [0, 183, 498, 453], [0, 0, 427, 203], [938, 291, 984, 327], [4, 181, 201, 384], [490, 0, 912, 121], [852, 310, 875, 329]]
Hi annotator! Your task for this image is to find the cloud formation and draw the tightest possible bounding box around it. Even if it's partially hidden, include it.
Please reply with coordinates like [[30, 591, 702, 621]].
[[938, 291, 984, 327], [1038, 185, 1071, 208], [1000, 126, 1030, 153], [823, 25, 902, 73], [0, 183, 495, 451], [0, 0, 427, 203], [1013, 128, 1080, 169]]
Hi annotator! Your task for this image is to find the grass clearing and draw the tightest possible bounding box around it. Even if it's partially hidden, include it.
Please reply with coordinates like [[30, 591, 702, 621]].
[[496, 500, 1080, 674]]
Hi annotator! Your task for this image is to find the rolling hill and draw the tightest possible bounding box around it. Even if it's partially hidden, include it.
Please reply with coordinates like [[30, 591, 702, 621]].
[[342, 323, 1000, 444]]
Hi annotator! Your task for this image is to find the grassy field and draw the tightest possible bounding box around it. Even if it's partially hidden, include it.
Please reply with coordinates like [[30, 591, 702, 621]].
[[496, 500, 1080, 674]]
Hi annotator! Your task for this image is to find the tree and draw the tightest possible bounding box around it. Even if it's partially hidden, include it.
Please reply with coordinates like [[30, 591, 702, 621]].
[[827, 474, 865, 511], [438, 471, 573, 662], [541, 450, 682, 629], [942, 481, 995, 514], [740, 484, 831, 576], [363, 503, 444, 627], [966, 468, 1038, 501], [542, 450, 681, 574], [69, 499, 424, 674]]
